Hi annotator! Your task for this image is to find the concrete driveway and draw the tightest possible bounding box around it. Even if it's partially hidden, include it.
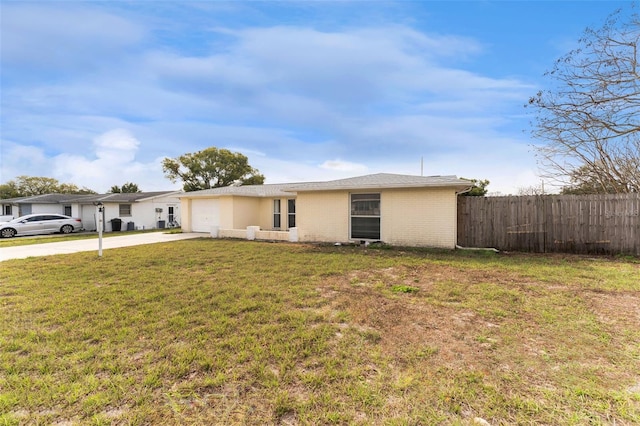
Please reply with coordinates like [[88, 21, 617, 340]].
[[0, 232, 207, 262]]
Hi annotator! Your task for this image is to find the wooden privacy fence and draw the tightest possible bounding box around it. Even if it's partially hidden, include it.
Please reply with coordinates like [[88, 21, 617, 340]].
[[457, 194, 640, 255]]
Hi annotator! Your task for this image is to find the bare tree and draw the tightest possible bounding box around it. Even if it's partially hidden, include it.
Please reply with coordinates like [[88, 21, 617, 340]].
[[517, 184, 546, 196], [527, 6, 640, 193]]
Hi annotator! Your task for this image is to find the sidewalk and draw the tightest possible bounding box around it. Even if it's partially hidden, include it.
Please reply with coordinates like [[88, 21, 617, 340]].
[[0, 232, 206, 262]]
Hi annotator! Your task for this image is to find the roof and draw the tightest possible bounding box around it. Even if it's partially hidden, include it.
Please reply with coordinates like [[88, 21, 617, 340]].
[[0, 193, 74, 204], [179, 173, 472, 198], [179, 184, 295, 199], [283, 173, 472, 192], [1, 191, 181, 204], [69, 191, 181, 204]]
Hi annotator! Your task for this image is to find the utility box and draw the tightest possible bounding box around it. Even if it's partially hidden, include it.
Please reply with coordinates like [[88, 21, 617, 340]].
[[127, 222, 135, 231], [158, 220, 166, 229]]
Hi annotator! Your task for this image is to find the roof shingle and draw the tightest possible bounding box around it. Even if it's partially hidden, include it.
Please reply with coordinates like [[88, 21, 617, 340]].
[[1, 191, 181, 204], [283, 173, 472, 192]]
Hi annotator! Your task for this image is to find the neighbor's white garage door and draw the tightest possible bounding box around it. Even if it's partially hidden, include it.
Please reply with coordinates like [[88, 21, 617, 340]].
[[191, 199, 220, 232]]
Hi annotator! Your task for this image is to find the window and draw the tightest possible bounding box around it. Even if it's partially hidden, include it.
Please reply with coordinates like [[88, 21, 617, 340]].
[[273, 200, 281, 229], [287, 199, 296, 228], [168, 206, 175, 222], [350, 193, 380, 240], [119, 204, 132, 216], [4, 205, 11, 215], [64, 205, 72, 216]]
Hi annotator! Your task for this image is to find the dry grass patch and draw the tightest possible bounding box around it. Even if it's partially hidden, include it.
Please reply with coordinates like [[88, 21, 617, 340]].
[[317, 258, 640, 424], [0, 240, 638, 425]]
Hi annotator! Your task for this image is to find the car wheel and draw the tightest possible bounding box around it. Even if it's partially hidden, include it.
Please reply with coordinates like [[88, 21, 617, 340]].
[[60, 225, 74, 234], [1, 228, 16, 238]]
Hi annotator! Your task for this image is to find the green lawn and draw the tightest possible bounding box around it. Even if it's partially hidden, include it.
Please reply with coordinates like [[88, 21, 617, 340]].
[[1, 239, 639, 425]]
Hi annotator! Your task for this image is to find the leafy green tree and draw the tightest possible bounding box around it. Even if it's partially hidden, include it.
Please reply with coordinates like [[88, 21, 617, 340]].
[[110, 182, 141, 193], [527, 6, 640, 193], [58, 183, 95, 195], [121, 182, 141, 193], [12, 176, 60, 195], [0, 182, 20, 199], [461, 178, 490, 196], [0, 176, 95, 198], [162, 147, 265, 191]]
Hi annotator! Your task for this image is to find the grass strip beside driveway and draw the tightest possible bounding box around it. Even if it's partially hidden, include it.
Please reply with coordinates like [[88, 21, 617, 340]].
[[0, 229, 180, 248], [1, 240, 639, 424]]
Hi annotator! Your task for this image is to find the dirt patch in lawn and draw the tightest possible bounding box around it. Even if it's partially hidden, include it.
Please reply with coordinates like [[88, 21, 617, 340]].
[[586, 291, 640, 329], [318, 265, 510, 368], [317, 262, 640, 392]]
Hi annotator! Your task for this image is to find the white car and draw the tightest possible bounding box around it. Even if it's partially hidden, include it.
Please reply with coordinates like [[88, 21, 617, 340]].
[[0, 214, 84, 238]]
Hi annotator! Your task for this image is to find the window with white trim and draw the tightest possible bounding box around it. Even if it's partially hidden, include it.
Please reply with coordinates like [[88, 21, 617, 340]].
[[287, 199, 296, 228], [119, 204, 132, 216], [273, 199, 281, 229], [350, 193, 380, 240]]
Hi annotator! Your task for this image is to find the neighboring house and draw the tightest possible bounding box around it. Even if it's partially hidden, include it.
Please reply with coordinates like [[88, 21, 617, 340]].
[[0, 191, 182, 231], [72, 192, 183, 231], [180, 173, 472, 248], [0, 194, 72, 222]]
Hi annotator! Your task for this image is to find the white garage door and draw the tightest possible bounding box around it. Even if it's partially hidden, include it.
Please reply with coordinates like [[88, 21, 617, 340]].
[[191, 199, 220, 232]]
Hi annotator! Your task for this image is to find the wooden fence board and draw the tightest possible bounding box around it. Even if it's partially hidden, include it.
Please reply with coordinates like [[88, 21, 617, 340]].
[[457, 194, 640, 255]]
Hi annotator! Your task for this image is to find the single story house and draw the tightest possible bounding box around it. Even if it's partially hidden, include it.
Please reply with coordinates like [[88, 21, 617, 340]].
[[1, 191, 182, 231], [179, 173, 472, 248]]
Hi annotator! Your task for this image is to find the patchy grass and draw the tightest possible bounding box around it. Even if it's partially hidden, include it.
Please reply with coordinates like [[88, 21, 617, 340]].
[[1, 240, 639, 425], [390, 284, 420, 294]]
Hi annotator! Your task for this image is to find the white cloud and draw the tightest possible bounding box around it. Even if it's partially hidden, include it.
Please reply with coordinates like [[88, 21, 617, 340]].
[[41, 129, 179, 192], [148, 25, 527, 112], [320, 159, 369, 173], [94, 129, 140, 163], [249, 156, 369, 184]]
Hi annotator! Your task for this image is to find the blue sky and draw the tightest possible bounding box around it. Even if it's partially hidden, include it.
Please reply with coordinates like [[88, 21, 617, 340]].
[[0, 1, 632, 194]]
